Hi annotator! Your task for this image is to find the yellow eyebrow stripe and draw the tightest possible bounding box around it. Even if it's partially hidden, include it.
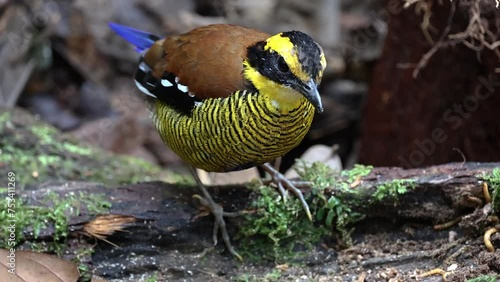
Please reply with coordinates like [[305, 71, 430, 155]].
[[263, 33, 309, 82]]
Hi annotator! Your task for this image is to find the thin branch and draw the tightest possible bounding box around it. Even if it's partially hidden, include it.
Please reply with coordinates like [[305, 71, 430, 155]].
[[413, 0, 457, 78]]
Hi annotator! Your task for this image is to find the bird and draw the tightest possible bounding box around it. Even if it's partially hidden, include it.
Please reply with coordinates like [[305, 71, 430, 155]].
[[109, 23, 326, 259]]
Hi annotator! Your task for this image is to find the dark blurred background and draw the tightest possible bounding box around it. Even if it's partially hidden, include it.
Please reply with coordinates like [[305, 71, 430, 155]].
[[1, 0, 499, 173]]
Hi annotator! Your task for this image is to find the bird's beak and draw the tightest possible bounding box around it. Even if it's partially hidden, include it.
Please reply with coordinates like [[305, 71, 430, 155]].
[[300, 79, 323, 113]]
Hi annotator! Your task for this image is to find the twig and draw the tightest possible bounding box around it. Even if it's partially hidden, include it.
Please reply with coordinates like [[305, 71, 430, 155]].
[[413, 0, 456, 78], [448, 0, 500, 60]]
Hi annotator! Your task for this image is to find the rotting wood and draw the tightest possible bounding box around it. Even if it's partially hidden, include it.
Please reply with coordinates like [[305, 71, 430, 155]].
[[20, 162, 499, 245], [16, 162, 499, 280]]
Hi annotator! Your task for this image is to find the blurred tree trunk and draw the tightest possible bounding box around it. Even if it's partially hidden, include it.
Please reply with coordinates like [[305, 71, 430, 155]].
[[359, 0, 500, 168]]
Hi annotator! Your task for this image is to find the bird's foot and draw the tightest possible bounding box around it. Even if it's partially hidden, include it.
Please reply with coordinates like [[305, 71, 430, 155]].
[[191, 181, 243, 261], [261, 162, 313, 221]]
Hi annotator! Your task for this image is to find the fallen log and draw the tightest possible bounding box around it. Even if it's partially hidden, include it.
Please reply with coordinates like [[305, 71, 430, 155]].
[[16, 162, 500, 281]]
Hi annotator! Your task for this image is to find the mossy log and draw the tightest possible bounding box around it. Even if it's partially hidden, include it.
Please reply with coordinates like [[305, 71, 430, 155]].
[[18, 163, 497, 246], [9, 162, 498, 280]]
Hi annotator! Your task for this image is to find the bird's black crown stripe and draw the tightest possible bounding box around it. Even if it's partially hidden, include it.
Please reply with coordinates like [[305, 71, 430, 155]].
[[134, 57, 201, 116], [280, 31, 322, 80]]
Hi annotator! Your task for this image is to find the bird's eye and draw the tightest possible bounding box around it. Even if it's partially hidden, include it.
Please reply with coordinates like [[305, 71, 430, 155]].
[[277, 57, 289, 73]]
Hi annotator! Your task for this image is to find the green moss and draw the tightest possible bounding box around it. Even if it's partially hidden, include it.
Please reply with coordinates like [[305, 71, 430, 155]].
[[77, 263, 92, 282], [301, 162, 365, 247], [466, 275, 499, 282], [0, 109, 167, 277], [74, 247, 95, 282], [0, 197, 34, 248], [372, 179, 416, 203], [30, 241, 51, 252], [238, 160, 421, 259], [0, 111, 9, 124], [145, 272, 159, 282], [482, 168, 500, 214], [0, 109, 162, 188], [31, 125, 57, 144], [61, 142, 93, 156], [237, 185, 328, 262], [0, 190, 111, 252], [342, 164, 373, 183], [238, 162, 372, 260]]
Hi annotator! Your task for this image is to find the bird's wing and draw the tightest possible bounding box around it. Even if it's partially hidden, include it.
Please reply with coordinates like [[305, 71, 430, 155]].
[[157, 24, 269, 99], [110, 23, 268, 114]]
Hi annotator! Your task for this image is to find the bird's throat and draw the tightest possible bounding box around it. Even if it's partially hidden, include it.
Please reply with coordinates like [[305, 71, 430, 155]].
[[262, 85, 305, 114], [244, 64, 305, 114]]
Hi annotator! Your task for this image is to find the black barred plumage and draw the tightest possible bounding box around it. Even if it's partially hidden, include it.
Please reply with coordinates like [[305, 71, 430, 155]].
[[154, 89, 314, 172], [132, 50, 317, 173]]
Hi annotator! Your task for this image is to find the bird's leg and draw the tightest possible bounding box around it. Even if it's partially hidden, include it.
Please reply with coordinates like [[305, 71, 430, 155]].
[[189, 166, 243, 261], [261, 162, 313, 221], [271, 157, 288, 202]]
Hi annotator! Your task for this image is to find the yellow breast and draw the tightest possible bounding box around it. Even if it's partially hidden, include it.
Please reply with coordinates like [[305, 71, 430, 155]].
[[153, 90, 314, 172]]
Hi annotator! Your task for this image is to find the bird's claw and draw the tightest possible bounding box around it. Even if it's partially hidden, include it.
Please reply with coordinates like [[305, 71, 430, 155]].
[[261, 163, 313, 221], [192, 193, 243, 261]]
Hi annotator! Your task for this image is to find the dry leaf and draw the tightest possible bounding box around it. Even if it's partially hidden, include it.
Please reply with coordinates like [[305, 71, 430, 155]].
[[0, 249, 79, 282]]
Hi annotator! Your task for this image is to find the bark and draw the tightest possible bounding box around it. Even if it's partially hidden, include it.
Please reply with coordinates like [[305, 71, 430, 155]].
[[359, 0, 500, 167]]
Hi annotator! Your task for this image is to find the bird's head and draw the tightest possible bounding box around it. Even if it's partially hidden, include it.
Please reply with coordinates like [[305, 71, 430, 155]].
[[244, 30, 327, 113]]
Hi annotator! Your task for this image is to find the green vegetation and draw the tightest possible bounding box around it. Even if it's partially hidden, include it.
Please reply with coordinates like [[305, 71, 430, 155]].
[[0, 108, 166, 275], [74, 246, 95, 282], [482, 168, 500, 214], [466, 275, 499, 282], [145, 272, 159, 282], [0, 190, 111, 252], [0, 109, 168, 280], [372, 179, 416, 203], [237, 161, 356, 261], [0, 107, 173, 279], [342, 164, 373, 183], [300, 162, 366, 246], [0, 110, 162, 189], [236, 183, 328, 262], [238, 161, 415, 261]]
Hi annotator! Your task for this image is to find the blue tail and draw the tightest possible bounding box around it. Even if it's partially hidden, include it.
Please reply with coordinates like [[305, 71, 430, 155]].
[[109, 22, 160, 53]]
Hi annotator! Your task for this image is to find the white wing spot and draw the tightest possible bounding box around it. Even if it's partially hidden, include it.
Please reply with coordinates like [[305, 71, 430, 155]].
[[134, 80, 156, 98], [177, 83, 188, 93], [194, 101, 203, 107], [138, 62, 149, 72], [188, 92, 196, 97], [161, 79, 173, 87], [175, 77, 180, 83]]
